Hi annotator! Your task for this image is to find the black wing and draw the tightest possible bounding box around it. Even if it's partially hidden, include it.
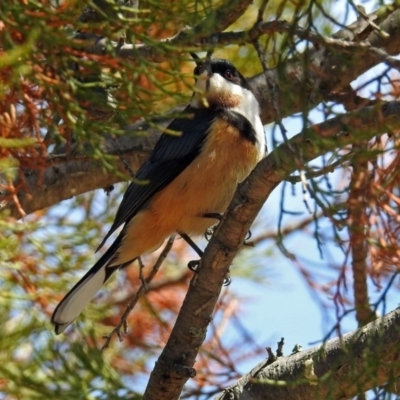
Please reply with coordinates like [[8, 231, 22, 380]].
[[97, 106, 217, 250]]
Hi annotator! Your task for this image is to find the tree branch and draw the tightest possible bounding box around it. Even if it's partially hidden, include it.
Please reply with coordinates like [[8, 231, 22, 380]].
[[142, 102, 400, 399], [348, 144, 375, 326], [216, 307, 400, 400], [193, 0, 254, 36], [2, 123, 158, 218]]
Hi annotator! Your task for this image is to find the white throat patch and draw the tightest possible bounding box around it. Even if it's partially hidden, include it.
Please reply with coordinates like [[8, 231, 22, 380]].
[[190, 69, 266, 154]]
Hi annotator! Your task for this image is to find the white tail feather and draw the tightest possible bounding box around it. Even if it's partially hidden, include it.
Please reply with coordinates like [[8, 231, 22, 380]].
[[52, 265, 108, 334]]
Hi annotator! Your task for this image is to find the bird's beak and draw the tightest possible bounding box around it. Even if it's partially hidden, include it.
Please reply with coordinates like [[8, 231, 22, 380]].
[[201, 62, 212, 77], [190, 52, 212, 108], [190, 52, 201, 65], [191, 52, 212, 77]]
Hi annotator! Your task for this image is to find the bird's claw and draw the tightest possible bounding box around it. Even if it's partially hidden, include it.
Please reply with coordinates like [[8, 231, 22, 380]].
[[223, 273, 231, 286], [188, 260, 200, 272], [205, 227, 214, 241], [245, 230, 252, 241], [187, 260, 231, 286]]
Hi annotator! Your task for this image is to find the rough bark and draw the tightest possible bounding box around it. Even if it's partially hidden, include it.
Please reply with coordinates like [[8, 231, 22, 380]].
[[216, 307, 400, 400]]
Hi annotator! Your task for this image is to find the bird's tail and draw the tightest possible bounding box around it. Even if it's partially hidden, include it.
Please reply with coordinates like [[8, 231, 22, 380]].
[[51, 237, 128, 334]]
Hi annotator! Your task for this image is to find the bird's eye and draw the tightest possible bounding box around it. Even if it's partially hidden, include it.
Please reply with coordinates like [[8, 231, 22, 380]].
[[224, 70, 234, 80]]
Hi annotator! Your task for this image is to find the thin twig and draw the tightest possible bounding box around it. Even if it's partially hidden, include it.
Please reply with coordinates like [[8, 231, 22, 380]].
[[102, 235, 175, 350], [138, 257, 147, 290], [350, 2, 389, 39], [113, 136, 137, 179], [252, 40, 288, 143], [252, 212, 324, 246], [285, 154, 352, 184], [327, 86, 377, 112], [256, 0, 270, 23]]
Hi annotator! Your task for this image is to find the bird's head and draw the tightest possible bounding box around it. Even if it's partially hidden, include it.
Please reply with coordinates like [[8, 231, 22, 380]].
[[190, 58, 255, 110]]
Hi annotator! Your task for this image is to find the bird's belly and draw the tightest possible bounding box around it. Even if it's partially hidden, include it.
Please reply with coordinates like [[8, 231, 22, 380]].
[[149, 122, 262, 235]]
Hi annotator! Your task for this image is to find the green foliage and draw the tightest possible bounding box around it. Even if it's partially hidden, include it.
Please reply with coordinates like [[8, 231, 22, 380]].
[[0, 187, 135, 399]]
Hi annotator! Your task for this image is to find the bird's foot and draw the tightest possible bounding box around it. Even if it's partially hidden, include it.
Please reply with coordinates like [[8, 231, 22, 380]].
[[243, 229, 254, 247], [187, 260, 231, 286]]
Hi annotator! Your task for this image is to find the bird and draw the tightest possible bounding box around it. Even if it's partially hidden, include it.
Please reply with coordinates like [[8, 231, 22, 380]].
[[51, 58, 266, 334]]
